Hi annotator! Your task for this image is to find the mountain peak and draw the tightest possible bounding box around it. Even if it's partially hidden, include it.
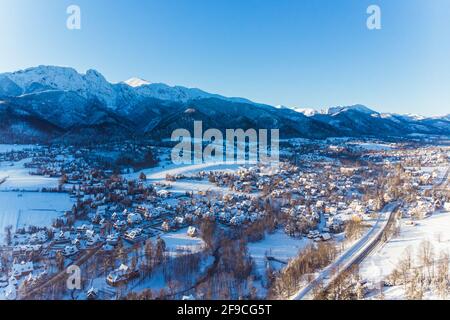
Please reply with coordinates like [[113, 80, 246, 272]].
[[324, 104, 376, 116], [124, 77, 151, 87], [280, 105, 376, 117], [292, 107, 318, 117]]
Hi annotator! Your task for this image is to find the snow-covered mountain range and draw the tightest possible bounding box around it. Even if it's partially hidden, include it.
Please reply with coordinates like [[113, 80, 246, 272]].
[[288, 104, 449, 121], [0, 65, 449, 143], [0, 66, 253, 107]]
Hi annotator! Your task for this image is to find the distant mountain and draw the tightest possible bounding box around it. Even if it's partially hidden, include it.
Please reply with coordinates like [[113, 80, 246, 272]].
[[0, 101, 64, 143], [123, 77, 151, 88], [0, 65, 448, 143], [288, 104, 376, 117], [322, 104, 376, 116], [276, 105, 318, 117], [283, 104, 450, 137], [436, 114, 450, 121]]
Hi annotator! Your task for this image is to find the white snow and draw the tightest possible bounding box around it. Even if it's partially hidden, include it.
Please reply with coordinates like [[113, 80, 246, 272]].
[[0, 192, 73, 244], [160, 228, 205, 255], [0, 149, 73, 245], [348, 142, 394, 151], [5, 66, 117, 107], [360, 210, 450, 287], [323, 105, 376, 116], [0, 144, 37, 153], [274, 106, 318, 116], [293, 202, 398, 300], [0, 159, 59, 191], [293, 108, 318, 117], [1, 65, 256, 109], [248, 230, 311, 274], [125, 162, 245, 194], [123, 77, 151, 87]]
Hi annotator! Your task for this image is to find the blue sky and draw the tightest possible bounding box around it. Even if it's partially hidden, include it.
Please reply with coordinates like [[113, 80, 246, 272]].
[[0, 0, 449, 116]]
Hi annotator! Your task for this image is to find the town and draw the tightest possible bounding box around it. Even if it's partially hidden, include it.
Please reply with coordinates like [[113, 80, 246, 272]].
[[0, 136, 449, 300]]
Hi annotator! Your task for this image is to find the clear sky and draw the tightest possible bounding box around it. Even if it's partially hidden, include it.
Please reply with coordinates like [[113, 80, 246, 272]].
[[0, 0, 449, 116]]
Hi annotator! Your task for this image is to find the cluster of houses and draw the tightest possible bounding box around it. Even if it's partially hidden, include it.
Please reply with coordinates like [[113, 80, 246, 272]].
[[1, 139, 448, 300], [0, 149, 36, 163], [188, 162, 381, 239], [17, 143, 157, 186]]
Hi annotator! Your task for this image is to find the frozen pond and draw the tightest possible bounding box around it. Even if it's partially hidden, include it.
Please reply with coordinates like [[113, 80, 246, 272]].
[[0, 192, 73, 244]]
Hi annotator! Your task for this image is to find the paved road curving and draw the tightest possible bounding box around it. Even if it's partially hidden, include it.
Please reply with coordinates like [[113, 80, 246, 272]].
[[293, 202, 399, 300]]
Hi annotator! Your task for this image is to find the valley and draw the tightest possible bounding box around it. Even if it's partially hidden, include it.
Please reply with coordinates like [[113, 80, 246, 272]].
[[0, 135, 448, 300], [0, 65, 449, 301]]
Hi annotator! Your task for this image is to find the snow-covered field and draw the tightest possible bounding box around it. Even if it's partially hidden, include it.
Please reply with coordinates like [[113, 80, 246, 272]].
[[0, 159, 59, 191], [248, 230, 310, 275], [347, 142, 394, 151], [125, 162, 246, 194], [0, 192, 73, 244], [0, 144, 38, 153], [0, 150, 73, 245], [360, 210, 450, 299], [161, 228, 205, 255]]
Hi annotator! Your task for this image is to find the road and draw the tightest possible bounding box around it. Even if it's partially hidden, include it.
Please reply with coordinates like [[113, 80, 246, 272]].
[[293, 164, 448, 300], [436, 166, 450, 192], [292, 202, 399, 300]]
